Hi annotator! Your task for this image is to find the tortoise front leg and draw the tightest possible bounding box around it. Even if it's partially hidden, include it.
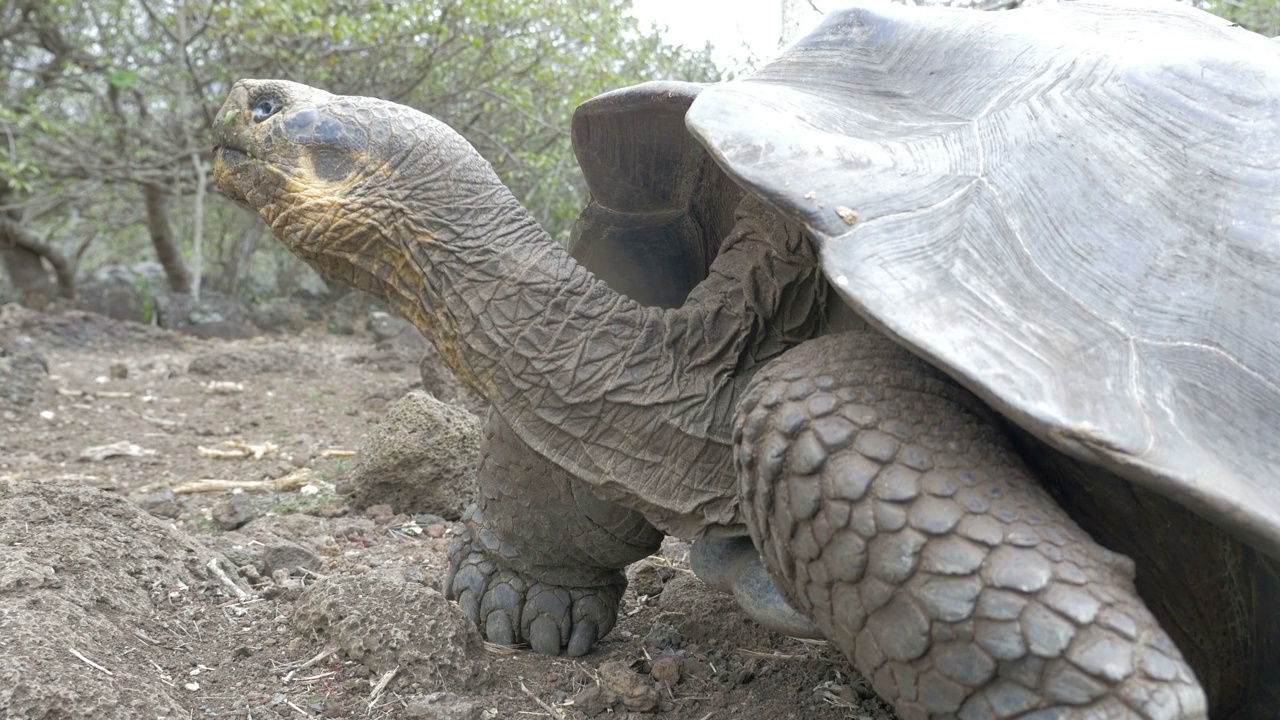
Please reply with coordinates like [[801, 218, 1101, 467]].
[[735, 333, 1207, 720], [445, 411, 662, 656]]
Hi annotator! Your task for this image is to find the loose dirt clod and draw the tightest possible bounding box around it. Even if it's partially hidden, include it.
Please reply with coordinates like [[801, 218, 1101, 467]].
[[291, 575, 495, 692], [342, 390, 480, 518]]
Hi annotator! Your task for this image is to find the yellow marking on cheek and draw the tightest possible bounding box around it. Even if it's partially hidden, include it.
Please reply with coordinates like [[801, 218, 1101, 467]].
[[275, 174, 360, 233]]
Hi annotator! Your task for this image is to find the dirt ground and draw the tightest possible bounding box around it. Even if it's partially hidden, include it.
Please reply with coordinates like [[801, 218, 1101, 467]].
[[0, 303, 899, 720]]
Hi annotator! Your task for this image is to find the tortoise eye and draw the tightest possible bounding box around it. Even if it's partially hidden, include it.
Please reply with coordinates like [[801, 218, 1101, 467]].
[[250, 95, 283, 123]]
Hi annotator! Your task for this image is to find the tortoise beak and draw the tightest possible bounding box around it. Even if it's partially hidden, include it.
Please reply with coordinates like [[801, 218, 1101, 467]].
[[211, 81, 264, 204]]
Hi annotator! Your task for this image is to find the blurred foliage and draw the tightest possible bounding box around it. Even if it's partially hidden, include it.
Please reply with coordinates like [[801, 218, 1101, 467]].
[[0, 0, 722, 300], [1207, 0, 1280, 36]]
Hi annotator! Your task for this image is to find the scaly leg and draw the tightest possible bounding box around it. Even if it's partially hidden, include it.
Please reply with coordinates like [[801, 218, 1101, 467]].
[[736, 333, 1207, 720], [446, 411, 662, 656]]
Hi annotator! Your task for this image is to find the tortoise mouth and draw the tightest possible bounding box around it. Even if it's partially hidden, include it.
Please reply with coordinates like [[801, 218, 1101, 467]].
[[212, 145, 255, 205], [212, 144, 250, 164]]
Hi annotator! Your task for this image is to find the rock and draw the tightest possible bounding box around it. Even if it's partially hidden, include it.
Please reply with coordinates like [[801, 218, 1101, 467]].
[[643, 622, 683, 652], [137, 488, 181, 519], [0, 336, 48, 410], [626, 558, 673, 599], [683, 656, 713, 681], [303, 496, 350, 518], [250, 298, 311, 333], [200, 536, 260, 571], [90, 261, 165, 287], [155, 291, 258, 339], [76, 262, 167, 323], [187, 344, 307, 377], [77, 282, 147, 324], [368, 311, 427, 350], [262, 539, 322, 576], [342, 391, 479, 519], [414, 512, 447, 524], [292, 576, 493, 691], [660, 537, 691, 563], [211, 492, 255, 530], [2, 304, 176, 350], [327, 291, 378, 335]]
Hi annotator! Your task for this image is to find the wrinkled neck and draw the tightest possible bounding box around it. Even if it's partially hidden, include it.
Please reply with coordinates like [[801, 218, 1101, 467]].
[[296, 149, 827, 536], [391, 184, 642, 397]]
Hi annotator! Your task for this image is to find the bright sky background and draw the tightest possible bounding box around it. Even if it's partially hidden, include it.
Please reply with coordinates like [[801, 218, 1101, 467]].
[[627, 0, 838, 71]]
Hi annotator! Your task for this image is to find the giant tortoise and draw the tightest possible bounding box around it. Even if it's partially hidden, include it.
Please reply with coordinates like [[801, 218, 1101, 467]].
[[211, 1, 1280, 717]]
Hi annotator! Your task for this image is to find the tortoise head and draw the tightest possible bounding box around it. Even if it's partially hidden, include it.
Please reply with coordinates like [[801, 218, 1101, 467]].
[[212, 79, 481, 268]]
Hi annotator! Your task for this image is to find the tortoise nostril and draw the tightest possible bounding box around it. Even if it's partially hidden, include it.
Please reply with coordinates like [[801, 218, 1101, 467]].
[[250, 95, 283, 123]]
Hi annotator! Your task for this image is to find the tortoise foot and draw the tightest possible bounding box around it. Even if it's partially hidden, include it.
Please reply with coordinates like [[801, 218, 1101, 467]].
[[737, 335, 1209, 720], [445, 504, 625, 657], [690, 536, 823, 639]]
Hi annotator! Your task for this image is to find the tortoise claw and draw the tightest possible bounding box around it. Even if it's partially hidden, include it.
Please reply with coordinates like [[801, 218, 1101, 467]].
[[567, 619, 599, 657], [528, 613, 566, 656], [446, 506, 624, 656], [485, 609, 517, 647]]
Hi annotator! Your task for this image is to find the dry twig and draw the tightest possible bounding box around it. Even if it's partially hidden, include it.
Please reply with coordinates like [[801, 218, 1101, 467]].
[[135, 468, 313, 496], [367, 666, 399, 710], [207, 557, 254, 601], [483, 641, 522, 655], [281, 646, 337, 684], [69, 647, 113, 676], [198, 438, 278, 460], [519, 681, 562, 718]]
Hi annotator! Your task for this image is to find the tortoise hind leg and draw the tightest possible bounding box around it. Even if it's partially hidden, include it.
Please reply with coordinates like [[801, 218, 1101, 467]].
[[446, 412, 662, 656], [735, 333, 1207, 720], [1015, 438, 1280, 720]]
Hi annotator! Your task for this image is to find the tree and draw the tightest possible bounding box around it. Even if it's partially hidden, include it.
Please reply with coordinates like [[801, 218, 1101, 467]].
[[0, 0, 721, 305], [1, 0, 207, 299], [1207, 0, 1280, 35]]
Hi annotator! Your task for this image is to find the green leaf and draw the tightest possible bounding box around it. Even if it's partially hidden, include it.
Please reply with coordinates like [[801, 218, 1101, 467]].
[[107, 68, 139, 90]]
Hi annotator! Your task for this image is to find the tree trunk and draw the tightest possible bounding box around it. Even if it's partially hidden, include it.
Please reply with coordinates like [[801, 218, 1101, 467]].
[[0, 179, 74, 304], [0, 217, 76, 301], [190, 153, 206, 303], [0, 243, 58, 305], [780, 0, 805, 48], [143, 184, 191, 294]]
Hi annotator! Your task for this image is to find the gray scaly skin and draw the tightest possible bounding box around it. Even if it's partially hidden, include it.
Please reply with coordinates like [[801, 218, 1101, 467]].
[[212, 79, 829, 653], [213, 80, 1212, 717], [737, 334, 1206, 719]]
